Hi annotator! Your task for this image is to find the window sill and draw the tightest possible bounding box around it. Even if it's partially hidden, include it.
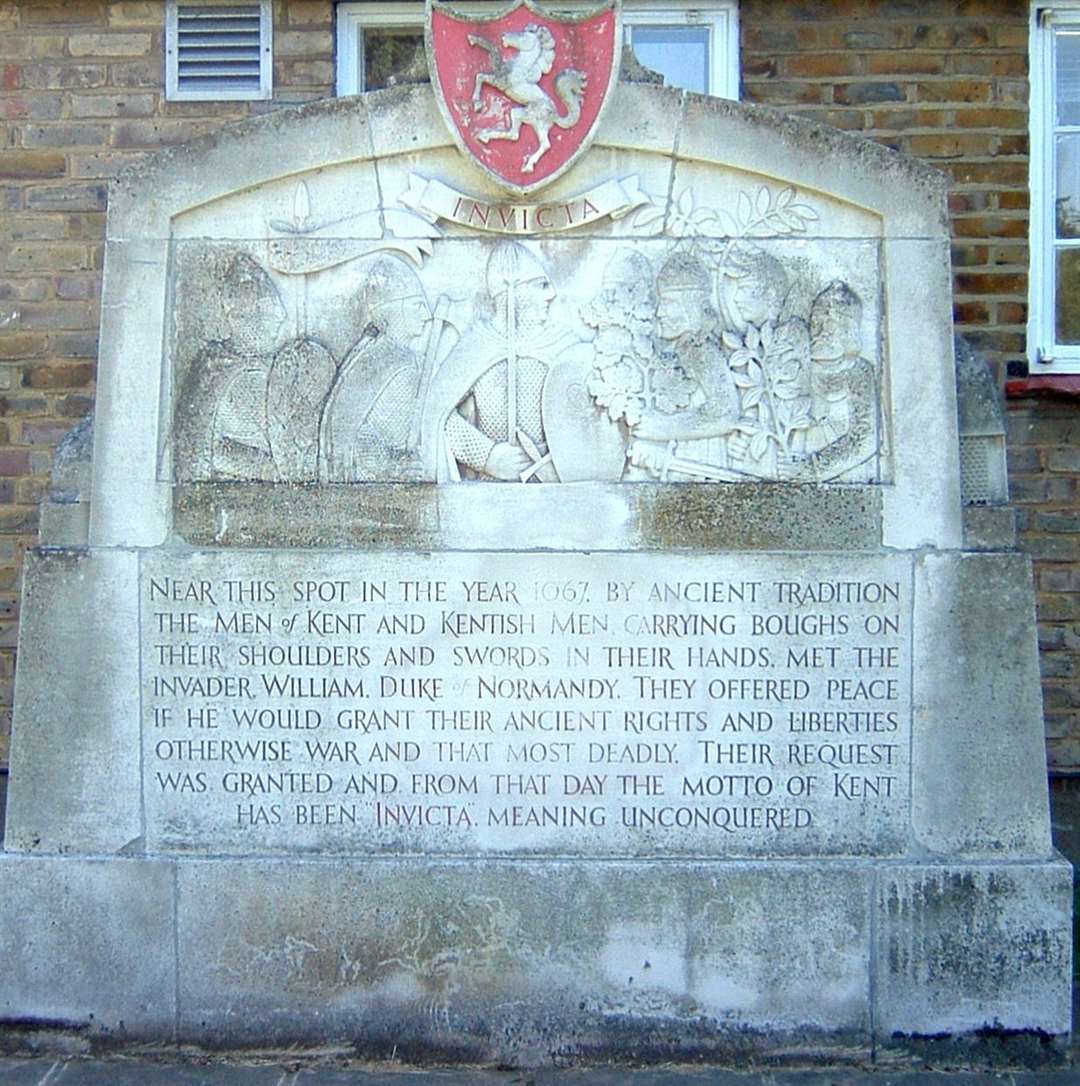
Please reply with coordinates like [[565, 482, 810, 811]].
[[1005, 375, 1080, 400]]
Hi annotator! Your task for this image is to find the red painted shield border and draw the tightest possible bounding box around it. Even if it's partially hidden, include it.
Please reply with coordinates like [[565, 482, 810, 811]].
[[426, 0, 621, 197]]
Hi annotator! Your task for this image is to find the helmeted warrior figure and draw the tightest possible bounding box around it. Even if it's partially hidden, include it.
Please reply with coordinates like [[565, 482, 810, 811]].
[[718, 241, 790, 334], [787, 279, 878, 481], [320, 256, 433, 482], [627, 250, 745, 481], [174, 253, 288, 482], [422, 241, 582, 482]]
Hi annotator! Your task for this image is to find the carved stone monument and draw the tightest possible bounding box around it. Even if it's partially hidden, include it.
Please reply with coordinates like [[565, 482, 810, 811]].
[[0, 0, 1070, 1064]]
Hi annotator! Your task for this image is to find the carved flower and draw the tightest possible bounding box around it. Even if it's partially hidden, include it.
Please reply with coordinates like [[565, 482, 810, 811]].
[[649, 363, 697, 414], [587, 362, 646, 426], [593, 325, 635, 366]]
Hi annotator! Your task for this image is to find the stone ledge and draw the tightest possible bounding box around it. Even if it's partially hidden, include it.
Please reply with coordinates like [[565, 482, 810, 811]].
[[0, 854, 1068, 1062], [172, 482, 883, 552]]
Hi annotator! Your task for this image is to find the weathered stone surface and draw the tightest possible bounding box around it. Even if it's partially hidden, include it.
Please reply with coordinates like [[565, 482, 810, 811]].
[[6, 549, 140, 853], [911, 552, 1052, 858], [875, 860, 1073, 1037], [0, 853, 1066, 1058], [172, 482, 882, 551], [0, 856, 175, 1042], [175, 858, 872, 1060], [89, 238, 170, 548], [81, 83, 963, 550], [961, 505, 1017, 550]]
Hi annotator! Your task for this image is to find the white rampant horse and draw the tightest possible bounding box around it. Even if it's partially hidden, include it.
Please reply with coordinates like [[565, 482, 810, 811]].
[[468, 24, 587, 175]]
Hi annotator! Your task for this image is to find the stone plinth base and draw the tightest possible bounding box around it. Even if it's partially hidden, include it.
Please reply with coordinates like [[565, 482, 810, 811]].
[[0, 854, 1069, 1063]]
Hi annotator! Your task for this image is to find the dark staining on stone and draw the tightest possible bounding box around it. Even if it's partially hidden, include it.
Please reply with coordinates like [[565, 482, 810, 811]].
[[635, 483, 881, 551], [173, 482, 440, 549]]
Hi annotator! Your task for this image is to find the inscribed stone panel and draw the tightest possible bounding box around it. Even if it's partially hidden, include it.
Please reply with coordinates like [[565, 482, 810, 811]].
[[142, 551, 912, 857]]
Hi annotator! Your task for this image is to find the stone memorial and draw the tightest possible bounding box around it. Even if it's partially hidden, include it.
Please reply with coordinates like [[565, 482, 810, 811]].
[[0, 0, 1071, 1064]]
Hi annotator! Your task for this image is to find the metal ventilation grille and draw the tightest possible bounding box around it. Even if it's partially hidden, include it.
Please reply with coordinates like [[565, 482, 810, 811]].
[[175, 5, 265, 96], [959, 435, 993, 505]]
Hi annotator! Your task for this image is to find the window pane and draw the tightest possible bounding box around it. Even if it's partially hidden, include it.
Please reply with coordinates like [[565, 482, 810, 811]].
[[630, 25, 710, 94], [1056, 248, 1080, 344], [1057, 134, 1080, 237], [1056, 30, 1080, 125], [364, 30, 425, 91]]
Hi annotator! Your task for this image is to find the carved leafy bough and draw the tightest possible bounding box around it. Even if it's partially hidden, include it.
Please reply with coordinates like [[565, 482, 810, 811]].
[[725, 320, 812, 462], [585, 181, 879, 484], [630, 183, 819, 242], [172, 178, 877, 486]]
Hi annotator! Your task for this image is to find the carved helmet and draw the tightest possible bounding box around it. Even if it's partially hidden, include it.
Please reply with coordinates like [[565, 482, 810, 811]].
[[656, 250, 711, 295], [602, 250, 655, 294], [220, 252, 285, 351], [363, 256, 425, 314], [719, 241, 787, 321], [810, 280, 862, 361], [485, 240, 548, 300]]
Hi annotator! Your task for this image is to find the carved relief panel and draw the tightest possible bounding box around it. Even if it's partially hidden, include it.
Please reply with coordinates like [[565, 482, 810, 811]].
[[168, 164, 886, 486]]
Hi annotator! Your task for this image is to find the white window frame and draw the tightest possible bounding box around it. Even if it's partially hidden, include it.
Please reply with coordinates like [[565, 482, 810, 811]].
[[1030, 1, 1080, 371], [335, 0, 739, 100], [166, 0, 273, 103]]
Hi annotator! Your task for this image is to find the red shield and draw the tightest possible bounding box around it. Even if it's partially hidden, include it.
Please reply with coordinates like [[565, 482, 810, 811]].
[[427, 0, 620, 196]]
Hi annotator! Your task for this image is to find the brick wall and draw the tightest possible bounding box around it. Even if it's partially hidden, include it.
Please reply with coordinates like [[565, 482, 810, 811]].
[[742, 0, 1080, 775], [0, 0, 336, 768], [741, 0, 1030, 371], [0, 0, 1078, 773]]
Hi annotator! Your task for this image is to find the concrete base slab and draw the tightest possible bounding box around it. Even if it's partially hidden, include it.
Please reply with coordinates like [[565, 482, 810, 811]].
[[0, 854, 1069, 1063]]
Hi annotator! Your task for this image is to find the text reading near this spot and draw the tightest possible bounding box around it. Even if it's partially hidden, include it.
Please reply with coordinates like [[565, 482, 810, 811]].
[[141, 553, 912, 857]]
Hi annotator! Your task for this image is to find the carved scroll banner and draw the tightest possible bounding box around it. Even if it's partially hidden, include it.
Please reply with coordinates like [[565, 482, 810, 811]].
[[399, 173, 651, 234]]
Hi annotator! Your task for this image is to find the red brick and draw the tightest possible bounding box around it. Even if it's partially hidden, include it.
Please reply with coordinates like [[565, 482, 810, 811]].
[[833, 81, 905, 105], [54, 276, 97, 301], [955, 272, 1028, 294], [951, 53, 1028, 77], [997, 302, 1028, 325], [22, 122, 108, 147], [956, 0, 1026, 15], [21, 3, 106, 25], [286, 2, 332, 27], [866, 53, 945, 76], [951, 243, 990, 266], [869, 108, 946, 130], [56, 393, 93, 417], [1, 63, 18, 90], [0, 149, 65, 178], [0, 334, 46, 360], [954, 300, 990, 323], [951, 216, 1028, 239], [24, 183, 105, 212], [0, 449, 29, 475], [22, 362, 93, 389], [907, 132, 994, 157], [954, 107, 1027, 129], [947, 161, 1029, 184], [742, 81, 826, 106], [954, 25, 992, 49], [21, 63, 106, 89], [995, 133, 1028, 156], [110, 119, 220, 147], [744, 26, 799, 51], [69, 92, 156, 118], [784, 53, 860, 78], [916, 79, 991, 103], [743, 57, 778, 79], [4, 244, 89, 273]]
